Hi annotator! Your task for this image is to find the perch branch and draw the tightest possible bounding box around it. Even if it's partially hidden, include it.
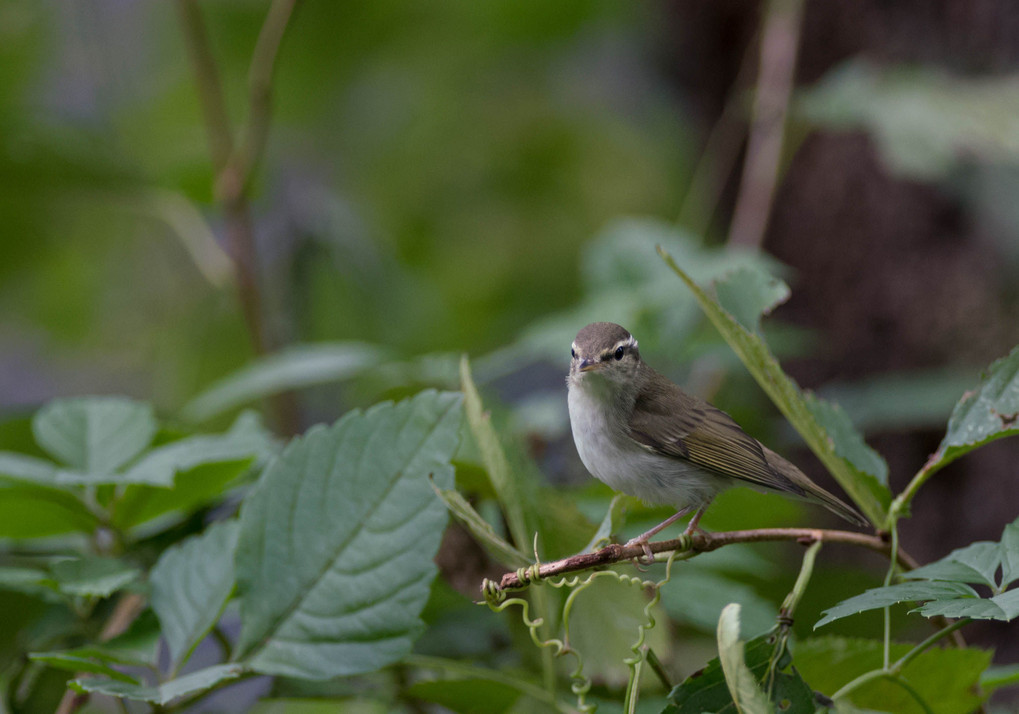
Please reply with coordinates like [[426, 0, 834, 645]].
[[486, 527, 916, 595]]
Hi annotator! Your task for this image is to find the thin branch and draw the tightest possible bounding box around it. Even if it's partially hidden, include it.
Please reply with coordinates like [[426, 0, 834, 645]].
[[487, 527, 914, 594], [727, 0, 805, 249], [175, 0, 302, 432]]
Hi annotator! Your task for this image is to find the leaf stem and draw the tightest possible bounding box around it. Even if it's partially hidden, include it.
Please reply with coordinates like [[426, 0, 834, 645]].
[[882, 524, 899, 669]]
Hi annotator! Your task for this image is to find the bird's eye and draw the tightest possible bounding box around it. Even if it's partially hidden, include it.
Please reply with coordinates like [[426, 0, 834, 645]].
[[614, 346, 625, 360], [571, 348, 576, 359]]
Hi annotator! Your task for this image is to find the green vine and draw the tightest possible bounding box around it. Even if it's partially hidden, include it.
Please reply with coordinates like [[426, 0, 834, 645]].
[[483, 551, 680, 712]]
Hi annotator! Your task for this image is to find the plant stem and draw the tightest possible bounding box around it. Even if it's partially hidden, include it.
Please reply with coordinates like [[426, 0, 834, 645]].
[[487, 527, 915, 594], [832, 618, 972, 701], [882, 524, 899, 669], [727, 0, 805, 249]]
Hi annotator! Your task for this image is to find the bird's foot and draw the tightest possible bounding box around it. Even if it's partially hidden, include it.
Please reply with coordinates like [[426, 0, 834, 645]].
[[625, 536, 655, 566]]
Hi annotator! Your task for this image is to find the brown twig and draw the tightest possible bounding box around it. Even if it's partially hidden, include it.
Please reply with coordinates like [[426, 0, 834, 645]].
[[488, 527, 915, 593], [176, 0, 302, 433], [727, 0, 805, 249]]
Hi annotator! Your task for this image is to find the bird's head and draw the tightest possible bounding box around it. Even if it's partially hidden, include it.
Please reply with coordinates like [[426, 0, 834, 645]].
[[569, 322, 642, 386]]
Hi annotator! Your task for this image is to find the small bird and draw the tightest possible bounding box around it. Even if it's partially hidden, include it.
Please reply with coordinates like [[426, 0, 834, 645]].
[[567, 322, 866, 559]]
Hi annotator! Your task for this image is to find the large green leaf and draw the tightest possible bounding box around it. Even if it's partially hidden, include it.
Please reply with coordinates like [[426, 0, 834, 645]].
[[32, 397, 156, 474], [0, 451, 57, 484], [660, 254, 891, 526], [234, 390, 463, 679], [903, 541, 1001, 589], [1002, 517, 1019, 589], [815, 581, 977, 628], [0, 483, 99, 537], [918, 345, 1019, 482], [794, 637, 991, 714], [150, 520, 239, 667], [71, 663, 245, 705], [181, 342, 388, 423]]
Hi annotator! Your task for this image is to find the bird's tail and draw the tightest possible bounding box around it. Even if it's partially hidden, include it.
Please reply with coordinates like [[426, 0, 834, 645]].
[[763, 447, 869, 528]]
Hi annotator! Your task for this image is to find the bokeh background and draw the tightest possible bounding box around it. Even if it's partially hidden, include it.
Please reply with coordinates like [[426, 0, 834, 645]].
[[3, 0, 1019, 710]]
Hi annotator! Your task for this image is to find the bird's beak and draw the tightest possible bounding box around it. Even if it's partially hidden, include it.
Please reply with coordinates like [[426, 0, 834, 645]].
[[578, 359, 598, 372]]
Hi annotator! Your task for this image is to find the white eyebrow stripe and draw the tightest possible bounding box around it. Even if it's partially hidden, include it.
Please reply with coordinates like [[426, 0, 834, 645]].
[[608, 336, 638, 353]]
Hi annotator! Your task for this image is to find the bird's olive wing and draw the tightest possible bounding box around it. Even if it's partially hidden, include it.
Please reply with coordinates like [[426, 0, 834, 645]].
[[626, 379, 803, 496]]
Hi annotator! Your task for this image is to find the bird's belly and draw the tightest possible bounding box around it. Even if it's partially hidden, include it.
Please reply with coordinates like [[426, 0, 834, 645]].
[[568, 388, 726, 509]]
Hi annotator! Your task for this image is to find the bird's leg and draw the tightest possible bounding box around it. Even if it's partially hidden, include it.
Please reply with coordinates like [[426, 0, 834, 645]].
[[681, 499, 713, 536], [625, 506, 694, 563]]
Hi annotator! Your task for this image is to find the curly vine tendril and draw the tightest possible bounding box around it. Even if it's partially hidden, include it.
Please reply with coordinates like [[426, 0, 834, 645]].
[[482, 550, 680, 712]]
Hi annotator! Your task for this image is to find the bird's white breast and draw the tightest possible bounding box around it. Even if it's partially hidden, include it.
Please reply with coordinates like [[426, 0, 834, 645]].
[[567, 377, 727, 509]]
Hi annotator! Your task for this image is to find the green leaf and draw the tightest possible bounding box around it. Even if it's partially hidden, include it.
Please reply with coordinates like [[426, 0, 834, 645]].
[[714, 266, 790, 335], [181, 342, 388, 423], [564, 574, 671, 688], [47, 557, 140, 598], [150, 520, 239, 667], [0, 451, 57, 484], [717, 604, 772, 714], [658, 569, 776, 636], [660, 253, 891, 526], [235, 390, 463, 679], [921, 345, 1019, 481], [660, 253, 892, 521], [459, 357, 533, 551], [431, 484, 528, 568], [71, 663, 245, 705], [583, 493, 639, 553], [0, 566, 63, 601], [981, 663, 1019, 693], [32, 397, 156, 474], [798, 60, 1019, 180], [815, 581, 977, 628], [29, 649, 140, 684], [913, 596, 1012, 620], [0, 483, 99, 537], [903, 541, 1001, 589], [794, 636, 991, 714], [113, 459, 253, 530], [664, 631, 816, 713], [1001, 517, 1019, 588], [251, 700, 389, 714], [405, 655, 554, 712]]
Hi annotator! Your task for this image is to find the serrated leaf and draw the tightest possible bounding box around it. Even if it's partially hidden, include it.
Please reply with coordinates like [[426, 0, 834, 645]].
[[913, 597, 1009, 620], [71, 663, 245, 705], [29, 650, 140, 683], [661, 252, 890, 526], [48, 557, 140, 598], [0, 483, 99, 537], [150, 520, 239, 666], [181, 342, 388, 423], [903, 541, 1000, 589], [32, 397, 156, 474], [921, 345, 1019, 481], [235, 390, 463, 679], [431, 484, 528, 568], [794, 636, 991, 714], [717, 604, 772, 714], [815, 581, 977, 628]]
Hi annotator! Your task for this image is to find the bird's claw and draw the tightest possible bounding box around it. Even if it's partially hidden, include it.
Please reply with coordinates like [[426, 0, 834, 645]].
[[625, 537, 655, 567]]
